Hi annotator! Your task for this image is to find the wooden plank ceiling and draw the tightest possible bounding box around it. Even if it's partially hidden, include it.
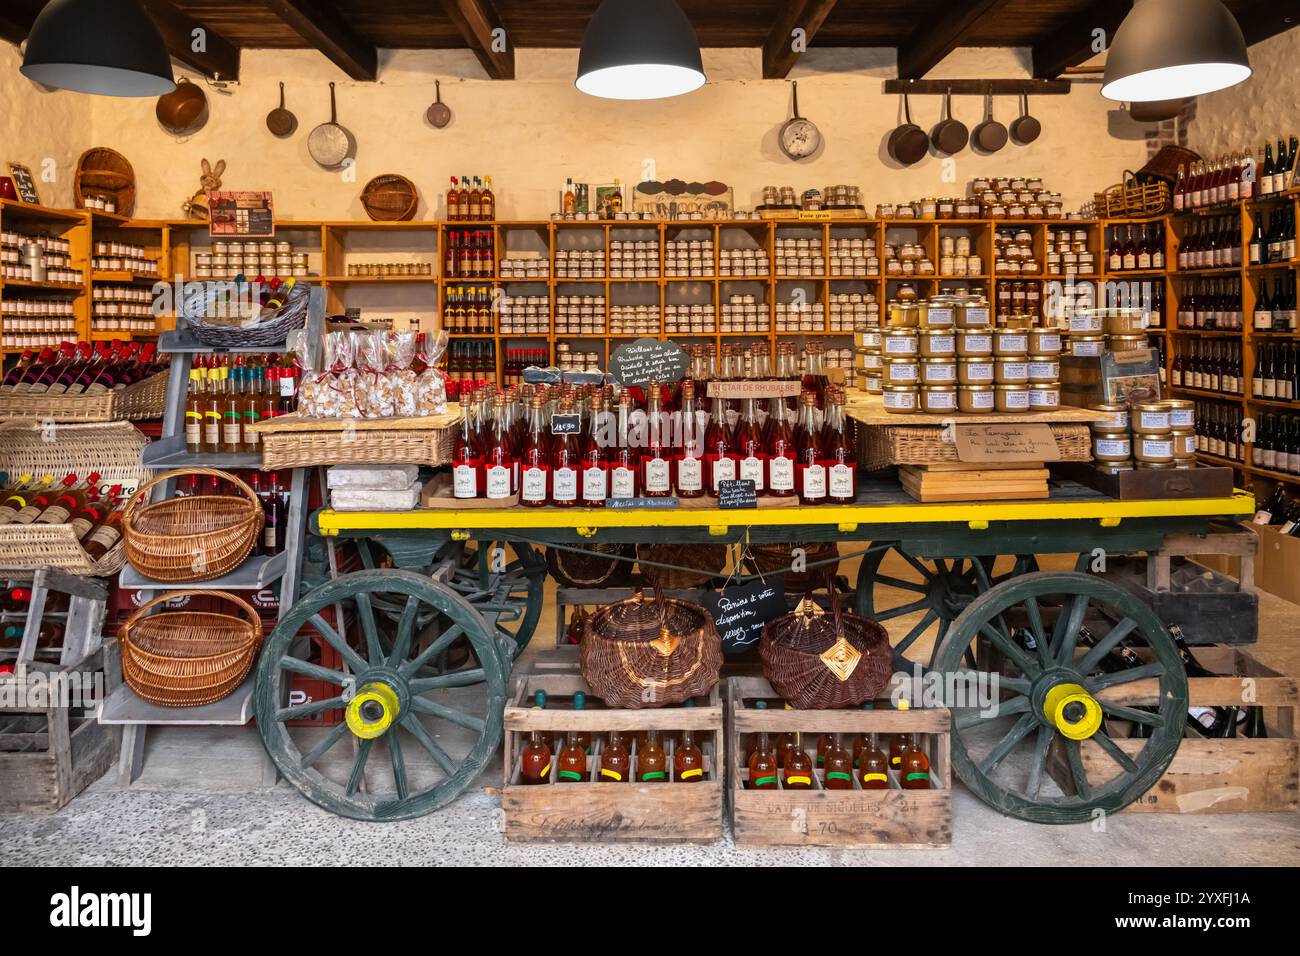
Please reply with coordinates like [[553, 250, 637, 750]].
[[1, 0, 1295, 83]]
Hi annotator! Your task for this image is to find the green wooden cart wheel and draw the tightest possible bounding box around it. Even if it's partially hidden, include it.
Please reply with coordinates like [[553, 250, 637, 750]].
[[932, 571, 1187, 824], [445, 541, 547, 661], [855, 544, 1037, 669], [255, 568, 508, 822]]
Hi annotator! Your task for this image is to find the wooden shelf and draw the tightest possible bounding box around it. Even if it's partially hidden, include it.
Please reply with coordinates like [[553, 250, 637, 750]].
[[0, 278, 85, 292], [1248, 396, 1299, 410]]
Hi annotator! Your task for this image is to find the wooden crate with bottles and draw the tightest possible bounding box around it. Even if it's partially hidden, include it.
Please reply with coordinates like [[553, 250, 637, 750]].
[[1049, 644, 1297, 814], [727, 677, 951, 848], [501, 672, 724, 844]]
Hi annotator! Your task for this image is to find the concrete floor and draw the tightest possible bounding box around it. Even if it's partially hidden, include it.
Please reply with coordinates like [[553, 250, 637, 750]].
[[3, 550, 1299, 867]]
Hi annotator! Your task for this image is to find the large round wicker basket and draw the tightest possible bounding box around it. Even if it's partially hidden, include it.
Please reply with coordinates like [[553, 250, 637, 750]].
[[546, 543, 634, 588], [121, 590, 263, 707], [75, 147, 136, 217], [760, 593, 893, 709], [123, 468, 263, 583], [361, 174, 419, 221], [636, 542, 727, 589], [748, 541, 840, 592], [580, 589, 722, 708]]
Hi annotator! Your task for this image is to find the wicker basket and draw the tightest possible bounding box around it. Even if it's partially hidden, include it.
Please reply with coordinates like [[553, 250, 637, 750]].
[[252, 412, 458, 469], [580, 589, 723, 708], [0, 369, 167, 423], [361, 175, 419, 221], [637, 542, 728, 589], [547, 543, 635, 589], [1138, 145, 1201, 186], [120, 590, 263, 707], [1093, 169, 1170, 219], [180, 281, 311, 349], [0, 421, 149, 575], [75, 147, 135, 217], [747, 541, 840, 592], [760, 590, 893, 709], [859, 423, 1092, 470], [122, 468, 263, 583]]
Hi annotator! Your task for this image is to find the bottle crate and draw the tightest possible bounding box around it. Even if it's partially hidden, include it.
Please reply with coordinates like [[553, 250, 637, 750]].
[[727, 677, 952, 848], [502, 672, 724, 844]]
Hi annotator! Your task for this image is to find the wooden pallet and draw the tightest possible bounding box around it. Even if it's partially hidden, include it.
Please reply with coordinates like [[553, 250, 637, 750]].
[[1049, 646, 1297, 814], [502, 672, 724, 844], [899, 464, 1049, 502], [727, 677, 952, 848]]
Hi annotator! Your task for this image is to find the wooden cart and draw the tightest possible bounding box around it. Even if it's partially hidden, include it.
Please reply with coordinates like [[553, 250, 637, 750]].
[[249, 480, 1256, 824]]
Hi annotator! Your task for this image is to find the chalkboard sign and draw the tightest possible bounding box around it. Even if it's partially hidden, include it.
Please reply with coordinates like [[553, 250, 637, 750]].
[[609, 338, 689, 387], [717, 479, 757, 509], [551, 413, 581, 436], [607, 496, 680, 510], [7, 163, 39, 205], [701, 581, 786, 653]]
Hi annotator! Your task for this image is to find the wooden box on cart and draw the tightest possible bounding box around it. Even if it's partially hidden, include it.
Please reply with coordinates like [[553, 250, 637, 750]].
[[727, 677, 952, 848], [1051, 646, 1297, 814], [502, 672, 724, 844]]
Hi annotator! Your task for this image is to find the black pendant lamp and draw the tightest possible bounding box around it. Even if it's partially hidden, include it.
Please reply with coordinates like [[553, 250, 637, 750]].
[[21, 0, 175, 97], [577, 0, 706, 101], [1101, 0, 1251, 102]]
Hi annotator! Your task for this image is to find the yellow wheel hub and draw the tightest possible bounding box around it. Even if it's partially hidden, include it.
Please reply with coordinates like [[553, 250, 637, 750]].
[[1043, 682, 1103, 740], [345, 682, 400, 739]]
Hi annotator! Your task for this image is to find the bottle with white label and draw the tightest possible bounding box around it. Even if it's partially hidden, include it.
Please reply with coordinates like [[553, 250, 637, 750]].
[[765, 395, 796, 497], [483, 393, 515, 501], [519, 393, 550, 507], [704, 394, 736, 496], [675, 382, 704, 498], [451, 393, 482, 499], [641, 383, 673, 497], [823, 388, 857, 504], [734, 397, 766, 493], [609, 396, 638, 500], [581, 394, 608, 507], [550, 397, 580, 507], [795, 391, 826, 504]]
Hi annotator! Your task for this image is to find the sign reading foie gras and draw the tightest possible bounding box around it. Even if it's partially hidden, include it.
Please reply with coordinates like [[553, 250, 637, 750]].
[[609, 338, 689, 387], [208, 191, 275, 238]]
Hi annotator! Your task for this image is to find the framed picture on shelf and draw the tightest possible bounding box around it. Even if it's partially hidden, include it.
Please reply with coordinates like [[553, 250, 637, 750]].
[[208, 191, 275, 237], [6, 162, 39, 204]]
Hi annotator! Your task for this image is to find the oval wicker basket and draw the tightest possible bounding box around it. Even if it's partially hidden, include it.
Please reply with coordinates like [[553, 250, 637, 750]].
[[180, 280, 311, 349], [547, 543, 635, 588], [121, 590, 263, 707], [748, 541, 840, 592], [760, 590, 893, 709], [361, 174, 419, 221], [580, 589, 722, 708], [75, 147, 136, 217], [636, 542, 727, 589], [123, 468, 264, 583]]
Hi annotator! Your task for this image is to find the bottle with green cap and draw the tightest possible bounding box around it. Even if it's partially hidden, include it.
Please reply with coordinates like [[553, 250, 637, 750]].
[[747, 701, 779, 790], [572, 691, 592, 754], [637, 729, 668, 783], [520, 690, 552, 785]]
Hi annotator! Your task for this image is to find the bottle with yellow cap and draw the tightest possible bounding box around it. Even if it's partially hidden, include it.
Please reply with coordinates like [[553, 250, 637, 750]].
[[599, 731, 631, 783], [519, 689, 552, 785], [782, 732, 814, 790], [889, 698, 913, 770], [674, 729, 705, 783]]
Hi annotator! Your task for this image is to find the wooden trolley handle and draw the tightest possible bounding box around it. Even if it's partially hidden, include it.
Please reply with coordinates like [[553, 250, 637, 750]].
[[123, 467, 262, 524], [123, 588, 263, 637]]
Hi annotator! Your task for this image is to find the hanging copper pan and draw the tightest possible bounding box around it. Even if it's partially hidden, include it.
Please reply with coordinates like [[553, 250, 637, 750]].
[[157, 77, 207, 134]]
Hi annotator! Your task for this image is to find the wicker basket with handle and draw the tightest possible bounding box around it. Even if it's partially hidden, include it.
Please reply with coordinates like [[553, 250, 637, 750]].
[[760, 583, 893, 709], [120, 589, 263, 707], [122, 468, 263, 583], [1093, 169, 1170, 219], [580, 588, 723, 708], [636, 542, 728, 589], [251, 412, 458, 469]]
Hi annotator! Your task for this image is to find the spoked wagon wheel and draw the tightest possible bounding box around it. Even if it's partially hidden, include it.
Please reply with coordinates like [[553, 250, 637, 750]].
[[255, 569, 507, 822], [855, 543, 1037, 669], [445, 540, 547, 661], [933, 571, 1186, 824]]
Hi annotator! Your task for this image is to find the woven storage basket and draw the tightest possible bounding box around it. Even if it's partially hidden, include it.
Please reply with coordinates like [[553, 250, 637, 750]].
[[0, 368, 167, 423], [120, 590, 263, 707], [636, 542, 728, 589], [0, 421, 149, 575], [180, 281, 311, 349], [547, 543, 635, 588], [75, 147, 135, 217], [581, 589, 723, 708], [255, 415, 456, 469], [760, 590, 893, 709], [122, 468, 263, 583], [860, 423, 1092, 470], [748, 541, 840, 592], [361, 174, 419, 221], [1138, 145, 1201, 185], [1093, 169, 1169, 219]]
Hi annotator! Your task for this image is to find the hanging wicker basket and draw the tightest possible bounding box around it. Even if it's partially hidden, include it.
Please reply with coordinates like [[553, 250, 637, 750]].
[[546, 543, 635, 589], [747, 541, 840, 592], [75, 147, 136, 217], [636, 542, 727, 589], [580, 588, 723, 708], [122, 468, 264, 583], [120, 590, 263, 707], [361, 174, 419, 222], [760, 588, 893, 709]]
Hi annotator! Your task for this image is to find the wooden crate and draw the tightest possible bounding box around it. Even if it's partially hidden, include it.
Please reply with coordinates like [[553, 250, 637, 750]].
[[502, 672, 724, 844], [1052, 646, 1297, 814], [727, 677, 952, 848]]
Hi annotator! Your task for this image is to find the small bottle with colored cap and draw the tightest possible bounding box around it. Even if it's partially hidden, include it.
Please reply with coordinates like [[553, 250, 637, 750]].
[[747, 701, 779, 790], [782, 732, 814, 790], [572, 691, 593, 753], [519, 690, 552, 785], [900, 732, 931, 790], [599, 731, 631, 783], [889, 698, 913, 769], [637, 729, 668, 783], [823, 733, 854, 789]]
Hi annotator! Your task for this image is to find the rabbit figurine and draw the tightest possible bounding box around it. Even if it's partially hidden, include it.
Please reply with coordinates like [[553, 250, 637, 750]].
[[182, 158, 225, 220]]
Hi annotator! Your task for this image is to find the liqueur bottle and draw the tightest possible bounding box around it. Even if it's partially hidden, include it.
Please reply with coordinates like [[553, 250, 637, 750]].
[[519, 393, 550, 507], [483, 394, 515, 500], [782, 733, 814, 790], [746, 706, 780, 790], [452, 393, 482, 499], [674, 729, 705, 782], [675, 382, 705, 498], [637, 729, 668, 782], [899, 734, 932, 789], [704, 394, 736, 495], [609, 396, 639, 500], [550, 398, 580, 507], [823, 733, 854, 789], [858, 732, 890, 790], [641, 383, 673, 497], [520, 692, 553, 785], [556, 731, 587, 783], [823, 389, 856, 504], [765, 395, 796, 497], [795, 391, 827, 504], [599, 731, 631, 782], [734, 397, 766, 493], [581, 395, 608, 507]]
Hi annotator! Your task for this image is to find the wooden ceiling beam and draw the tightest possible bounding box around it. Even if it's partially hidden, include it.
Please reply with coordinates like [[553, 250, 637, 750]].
[[762, 0, 840, 80], [1031, 0, 1129, 79], [896, 0, 1012, 80], [261, 0, 378, 81], [438, 0, 514, 80], [139, 0, 241, 82]]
